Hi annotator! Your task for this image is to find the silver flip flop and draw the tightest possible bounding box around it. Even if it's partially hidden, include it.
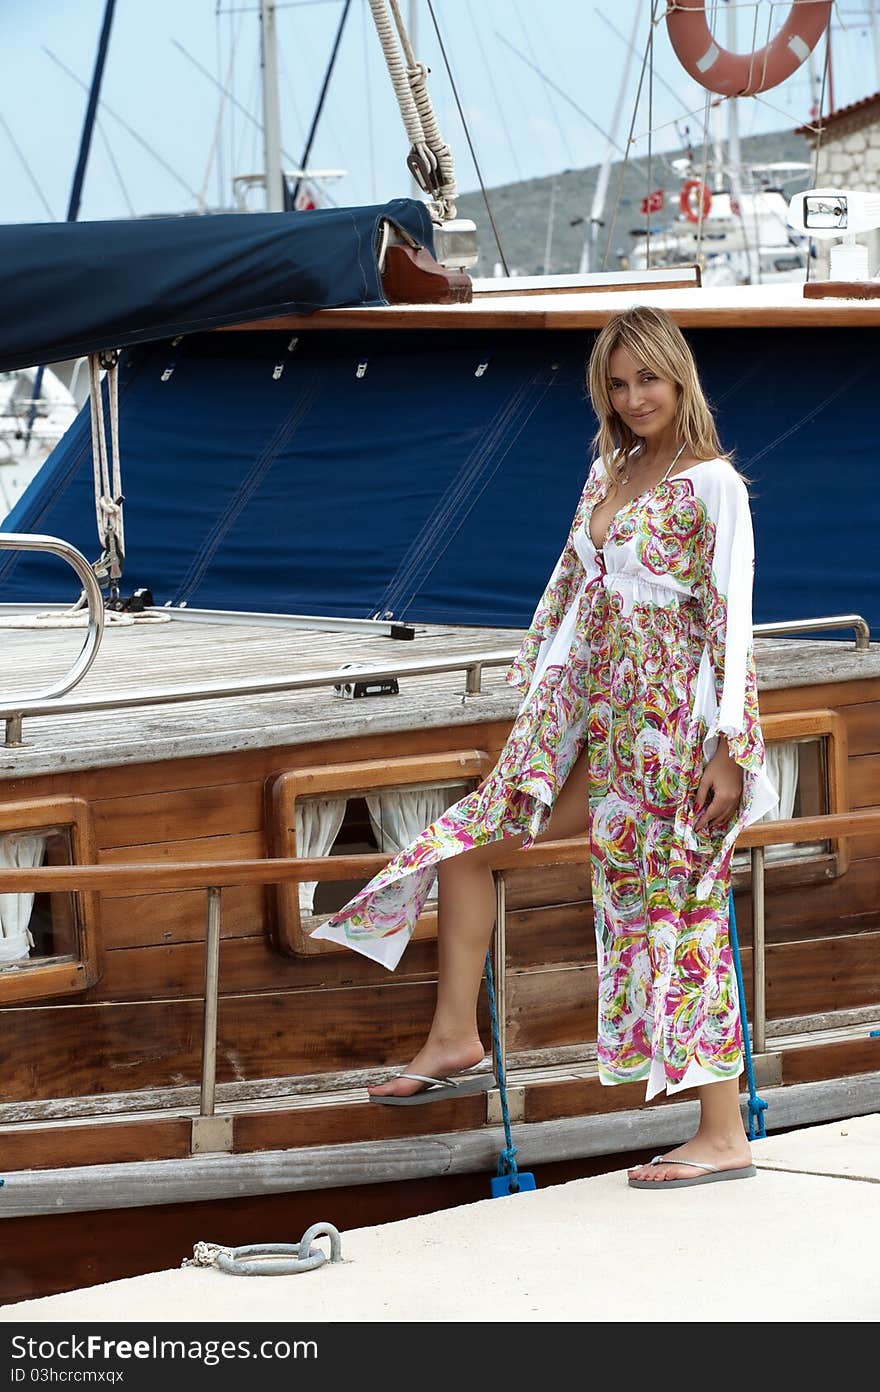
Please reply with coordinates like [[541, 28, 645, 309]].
[[368, 1060, 496, 1106], [628, 1155, 757, 1189]]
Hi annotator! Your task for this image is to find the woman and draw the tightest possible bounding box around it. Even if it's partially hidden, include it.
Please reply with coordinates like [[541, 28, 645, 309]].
[[312, 305, 777, 1189]]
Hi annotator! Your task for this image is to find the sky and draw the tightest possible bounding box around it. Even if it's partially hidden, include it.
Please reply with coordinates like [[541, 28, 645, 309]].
[[1, 0, 878, 224]]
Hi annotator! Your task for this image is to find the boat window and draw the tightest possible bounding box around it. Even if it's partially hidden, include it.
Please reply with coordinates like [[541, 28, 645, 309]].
[[731, 721, 846, 889], [733, 736, 827, 871], [0, 796, 100, 1003], [0, 825, 78, 966], [267, 750, 494, 956], [309, 782, 471, 918]]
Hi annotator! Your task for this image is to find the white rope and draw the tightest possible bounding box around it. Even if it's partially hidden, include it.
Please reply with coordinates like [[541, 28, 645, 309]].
[[87, 352, 125, 585], [389, 0, 457, 217], [368, 0, 457, 219], [368, 0, 428, 148], [0, 609, 169, 629]]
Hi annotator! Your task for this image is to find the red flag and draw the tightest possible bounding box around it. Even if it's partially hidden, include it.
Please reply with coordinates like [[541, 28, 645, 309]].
[[641, 189, 664, 215]]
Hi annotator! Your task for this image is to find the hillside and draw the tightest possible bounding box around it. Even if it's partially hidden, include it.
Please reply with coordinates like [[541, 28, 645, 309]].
[[455, 128, 812, 276]]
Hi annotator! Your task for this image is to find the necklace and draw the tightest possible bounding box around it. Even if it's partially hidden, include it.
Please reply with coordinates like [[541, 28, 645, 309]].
[[620, 440, 686, 487]]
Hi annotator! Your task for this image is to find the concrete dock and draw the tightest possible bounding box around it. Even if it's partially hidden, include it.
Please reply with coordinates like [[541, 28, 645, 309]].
[[3, 1115, 878, 1323]]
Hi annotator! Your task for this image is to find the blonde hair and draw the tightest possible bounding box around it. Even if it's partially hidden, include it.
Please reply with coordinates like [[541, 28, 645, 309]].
[[587, 305, 727, 489]]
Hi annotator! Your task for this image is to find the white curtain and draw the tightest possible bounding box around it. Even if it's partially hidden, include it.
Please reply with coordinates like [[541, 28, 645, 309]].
[[366, 785, 465, 902], [0, 833, 46, 965], [295, 798, 348, 915], [760, 742, 799, 822], [758, 741, 800, 859]]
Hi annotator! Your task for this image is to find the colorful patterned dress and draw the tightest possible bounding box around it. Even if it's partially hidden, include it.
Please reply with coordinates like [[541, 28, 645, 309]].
[[311, 457, 778, 1099]]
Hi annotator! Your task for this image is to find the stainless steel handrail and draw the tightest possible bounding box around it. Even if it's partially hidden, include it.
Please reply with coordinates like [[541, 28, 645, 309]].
[[0, 534, 104, 746], [0, 610, 872, 748], [754, 615, 871, 651], [0, 648, 517, 746]]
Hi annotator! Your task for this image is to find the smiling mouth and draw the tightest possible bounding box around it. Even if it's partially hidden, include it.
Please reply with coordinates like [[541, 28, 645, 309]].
[[631, 411, 655, 421]]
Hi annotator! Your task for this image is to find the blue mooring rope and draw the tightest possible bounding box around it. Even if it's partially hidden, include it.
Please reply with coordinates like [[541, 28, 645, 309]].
[[484, 951, 521, 1190], [728, 889, 768, 1140]]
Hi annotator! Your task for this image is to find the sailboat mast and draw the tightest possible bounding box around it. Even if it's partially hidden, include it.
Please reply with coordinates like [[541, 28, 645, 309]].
[[724, 0, 754, 282], [580, 0, 641, 274], [260, 0, 284, 211]]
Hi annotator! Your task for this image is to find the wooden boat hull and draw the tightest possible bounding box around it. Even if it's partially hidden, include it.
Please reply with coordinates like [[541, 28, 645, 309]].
[[2, 620, 880, 1305]]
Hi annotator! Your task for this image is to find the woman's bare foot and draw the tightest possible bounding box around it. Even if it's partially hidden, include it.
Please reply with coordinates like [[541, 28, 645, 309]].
[[627, 1131, 752, 1183], [367, 1036, 487, 1099]]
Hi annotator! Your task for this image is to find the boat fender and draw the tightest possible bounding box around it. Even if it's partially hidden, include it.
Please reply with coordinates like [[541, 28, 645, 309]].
[[666, 0, 832, 97]]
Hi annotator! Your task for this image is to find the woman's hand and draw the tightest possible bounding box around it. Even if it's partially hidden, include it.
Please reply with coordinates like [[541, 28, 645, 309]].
[[694, 738, 743, 831]]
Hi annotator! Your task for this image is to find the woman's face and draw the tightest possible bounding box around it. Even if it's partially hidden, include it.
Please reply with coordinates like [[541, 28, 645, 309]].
[[607, 345, 679, 441]]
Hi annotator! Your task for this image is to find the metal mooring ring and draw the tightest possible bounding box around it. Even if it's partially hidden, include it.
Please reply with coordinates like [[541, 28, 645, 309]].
[[215, 1222, 342, 1277]]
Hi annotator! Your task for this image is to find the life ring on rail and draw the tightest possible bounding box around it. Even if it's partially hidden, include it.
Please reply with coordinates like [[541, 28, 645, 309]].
[[665, 0, 832, 97], [680, 178, 712, 223]]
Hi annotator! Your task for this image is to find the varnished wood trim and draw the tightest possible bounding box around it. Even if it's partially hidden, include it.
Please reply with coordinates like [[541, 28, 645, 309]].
[[759, 677, 880, 715], [217, 303, 880, 332], [760, 709, 849, 874], [267, 748, 493, 956], [0, 1117, 191, 1171], [782, 1037, 880, 1085], [2, 805, 880, 893], [0, 795, 101, 1004], [233, 1095, 486, 1152]]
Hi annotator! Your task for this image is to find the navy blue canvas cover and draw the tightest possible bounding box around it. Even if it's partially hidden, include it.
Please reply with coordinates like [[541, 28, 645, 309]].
[[3, 325, 877, 635], [0, 199, 434, 373]]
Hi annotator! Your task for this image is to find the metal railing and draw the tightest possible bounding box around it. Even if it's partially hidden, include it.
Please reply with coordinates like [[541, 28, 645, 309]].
[[0, 609, 872, 747], [0, 535, 104, 745], [1, 805, 878, 1153]]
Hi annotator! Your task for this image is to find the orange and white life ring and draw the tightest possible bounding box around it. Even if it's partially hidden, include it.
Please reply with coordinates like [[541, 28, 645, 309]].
[[665, 1, 832, 97], [680, 177, 712, 223]]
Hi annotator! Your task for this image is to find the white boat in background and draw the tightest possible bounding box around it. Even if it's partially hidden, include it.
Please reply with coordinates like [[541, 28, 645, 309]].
[[0, 364, 79, 520], [624, 161, 814, 286]]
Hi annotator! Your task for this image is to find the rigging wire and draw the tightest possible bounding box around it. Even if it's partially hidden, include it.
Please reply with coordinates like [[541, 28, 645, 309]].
[[692, 0, 717, 271], [496, 33, 628, 161], [291, 12, 351, 183], [291, 0, 353, 206], [601, 5, 657, 270], [96, 119, 136, 217], [0, 112, 56, 220], [646, 10, 655, 266], [425, 0, 510, 275], [201, 13, 244, 210], [361, 0, 378, 203], [215, 0, 226, 209], [44, 46, 202, 204], [805, 21, 832, 283], [238, 59, 261, 176], [467, 1, 523, 184], [171, 39, 305, 174], [511, 0, 576, 169]]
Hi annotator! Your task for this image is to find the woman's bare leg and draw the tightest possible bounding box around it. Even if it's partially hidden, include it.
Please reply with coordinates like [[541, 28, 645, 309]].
[[369, 748, 590, 1098], [626, 1076, 752, 1181]]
